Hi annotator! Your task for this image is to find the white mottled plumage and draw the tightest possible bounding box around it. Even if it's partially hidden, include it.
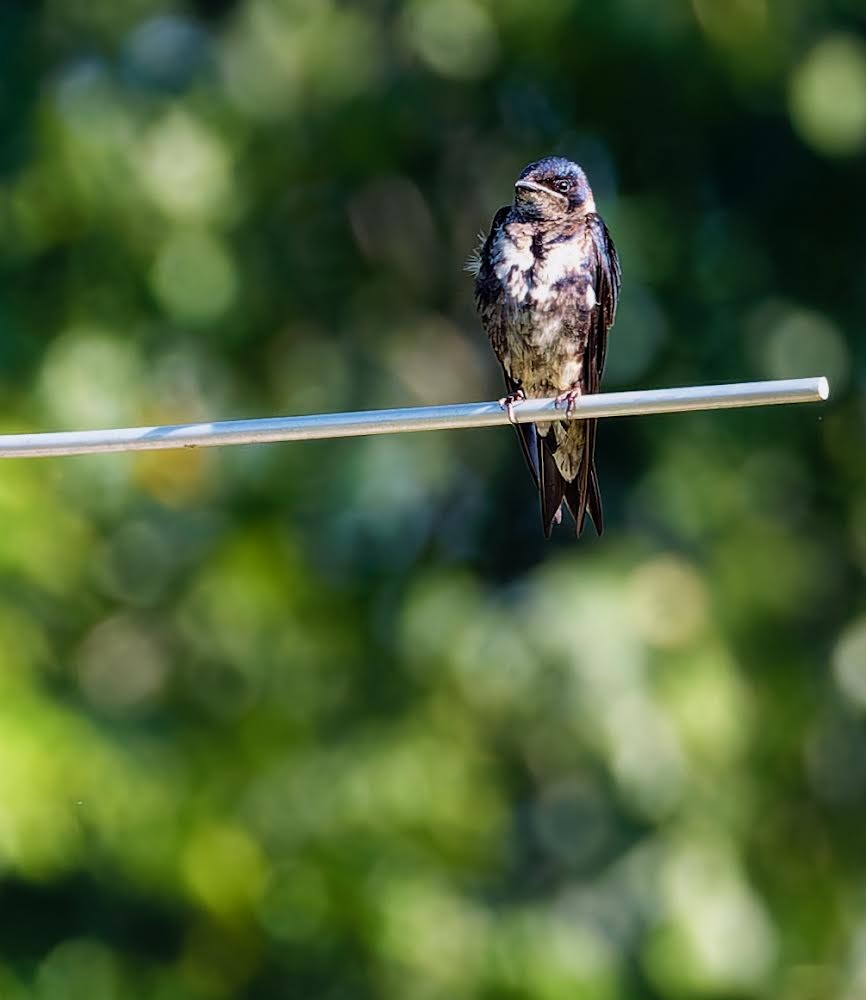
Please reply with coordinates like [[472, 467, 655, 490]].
[[488, 217, 599, 472]]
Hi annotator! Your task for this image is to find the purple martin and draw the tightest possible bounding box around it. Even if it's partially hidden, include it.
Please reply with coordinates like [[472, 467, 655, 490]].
[[471, 157, 620, 537]]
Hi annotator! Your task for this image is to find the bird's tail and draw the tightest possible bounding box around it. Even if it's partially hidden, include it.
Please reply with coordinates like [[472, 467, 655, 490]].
[[539, 440, 565, 538], [562, 418, 604, 536]]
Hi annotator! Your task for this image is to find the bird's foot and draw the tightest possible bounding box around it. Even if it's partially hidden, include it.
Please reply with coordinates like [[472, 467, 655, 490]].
[[555, 387, 583, 417], [498, 388, 526, 424]]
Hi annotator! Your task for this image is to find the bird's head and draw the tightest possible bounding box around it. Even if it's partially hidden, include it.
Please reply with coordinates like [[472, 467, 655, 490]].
[[512, 157, 595, 222]]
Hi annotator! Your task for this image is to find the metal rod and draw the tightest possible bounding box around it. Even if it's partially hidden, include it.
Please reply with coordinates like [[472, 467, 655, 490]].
[[0, 377, 829, 459]]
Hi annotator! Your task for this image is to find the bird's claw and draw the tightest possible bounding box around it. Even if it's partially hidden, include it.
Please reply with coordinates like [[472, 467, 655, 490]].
[[555, 388, 582, 417], [498, 388, 526, 425]]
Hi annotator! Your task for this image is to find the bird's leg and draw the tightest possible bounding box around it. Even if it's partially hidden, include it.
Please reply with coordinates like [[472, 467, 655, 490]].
[[555, 385, 583, 418], [498, 387, 526, 424]]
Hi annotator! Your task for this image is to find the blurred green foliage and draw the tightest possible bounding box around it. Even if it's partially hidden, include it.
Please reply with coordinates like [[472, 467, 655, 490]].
[[0, 0, 864, 997]]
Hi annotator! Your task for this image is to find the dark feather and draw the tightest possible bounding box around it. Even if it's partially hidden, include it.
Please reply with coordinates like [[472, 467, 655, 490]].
[[538, 433, 566, 537], [504, 373, 540, 488], [474, 206, 512, 363], [588, 467, 604, 534]]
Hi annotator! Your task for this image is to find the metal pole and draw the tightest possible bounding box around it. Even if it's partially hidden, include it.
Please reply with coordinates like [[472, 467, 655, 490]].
[[0, 377, 829, 459]]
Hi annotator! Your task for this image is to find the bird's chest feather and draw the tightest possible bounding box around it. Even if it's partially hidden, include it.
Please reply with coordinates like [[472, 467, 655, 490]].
[[489, 223, 595, 384]]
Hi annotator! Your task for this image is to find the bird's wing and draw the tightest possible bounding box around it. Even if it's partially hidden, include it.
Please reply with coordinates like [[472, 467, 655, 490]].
[[474, 206, 511, 363], [504, 371, 541, 488], [586, 212, 621, 385], [475, 207, 543, 490], [562, 214, 621, 535]]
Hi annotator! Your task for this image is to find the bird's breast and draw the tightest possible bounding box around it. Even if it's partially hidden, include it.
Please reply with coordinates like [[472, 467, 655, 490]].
[[492, 224, 594, 316], [486, 223, 596, 395], [491, 229, 536, 302]]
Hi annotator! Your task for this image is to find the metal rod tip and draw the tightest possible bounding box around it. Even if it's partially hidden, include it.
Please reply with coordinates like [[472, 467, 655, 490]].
[[817, 377, 830, 401]]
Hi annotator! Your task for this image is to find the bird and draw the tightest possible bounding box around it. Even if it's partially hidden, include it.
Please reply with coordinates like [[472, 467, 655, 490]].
[[470, 156, 620, 537]]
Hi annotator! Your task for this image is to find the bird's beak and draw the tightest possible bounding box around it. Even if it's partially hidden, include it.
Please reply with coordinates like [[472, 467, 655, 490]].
[[514, 179, 567, 203]]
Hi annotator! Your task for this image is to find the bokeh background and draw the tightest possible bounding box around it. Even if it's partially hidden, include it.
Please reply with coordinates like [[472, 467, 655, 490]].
[[0, 1, 864, 997]]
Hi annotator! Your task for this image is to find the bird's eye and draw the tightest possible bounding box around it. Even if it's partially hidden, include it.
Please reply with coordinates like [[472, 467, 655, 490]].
[[554, 178, 572, 193]]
